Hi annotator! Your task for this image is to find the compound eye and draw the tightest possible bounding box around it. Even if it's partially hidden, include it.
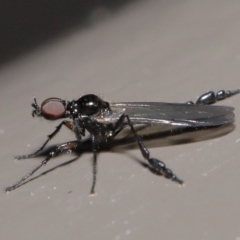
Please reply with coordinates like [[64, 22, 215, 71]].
[[78, 94, 101, 115], [41, 98, 66, 120]]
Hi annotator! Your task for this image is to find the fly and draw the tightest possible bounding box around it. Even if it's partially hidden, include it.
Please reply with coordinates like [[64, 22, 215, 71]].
[[5, 89, 240, 194]]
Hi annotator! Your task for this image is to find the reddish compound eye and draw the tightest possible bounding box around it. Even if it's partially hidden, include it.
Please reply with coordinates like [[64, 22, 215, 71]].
[[41, 98, 66, 119]]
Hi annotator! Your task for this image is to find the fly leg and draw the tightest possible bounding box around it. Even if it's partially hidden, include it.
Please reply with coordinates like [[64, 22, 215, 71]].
[[187, 89, 240, 105], [90, 135, 98, 195], [16, 120, 74, 160], [113, 114, 183, 185], [6, 141, 79, 192]]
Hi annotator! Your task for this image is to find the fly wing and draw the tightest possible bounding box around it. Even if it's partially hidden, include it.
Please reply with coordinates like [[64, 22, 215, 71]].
[[103, 102, 235, 127]]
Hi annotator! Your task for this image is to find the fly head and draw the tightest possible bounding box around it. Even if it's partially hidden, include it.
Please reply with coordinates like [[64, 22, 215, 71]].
[[32, 97, 67, 120]]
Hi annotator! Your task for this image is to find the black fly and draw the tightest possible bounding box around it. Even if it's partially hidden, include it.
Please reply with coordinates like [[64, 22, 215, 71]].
[[5, 89, 240, 193]]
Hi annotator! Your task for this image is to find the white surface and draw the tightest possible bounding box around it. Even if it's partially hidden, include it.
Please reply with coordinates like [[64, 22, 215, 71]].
[[1, 1, 240, 240]]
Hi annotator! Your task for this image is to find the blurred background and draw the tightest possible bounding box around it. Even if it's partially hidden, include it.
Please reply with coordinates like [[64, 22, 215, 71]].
[[1, 0, 133, 65]]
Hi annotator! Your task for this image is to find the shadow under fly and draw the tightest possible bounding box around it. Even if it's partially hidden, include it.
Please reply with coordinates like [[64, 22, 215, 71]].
[[5, 88, 240, 194]]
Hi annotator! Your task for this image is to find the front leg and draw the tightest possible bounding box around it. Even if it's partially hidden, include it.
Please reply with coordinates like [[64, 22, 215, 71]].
[[6, 141, 79, 192], [16, 120, 74, 160]]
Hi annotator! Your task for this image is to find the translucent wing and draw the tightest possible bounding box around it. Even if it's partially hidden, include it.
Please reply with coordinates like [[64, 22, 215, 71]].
[[98, 102, 235, 127]]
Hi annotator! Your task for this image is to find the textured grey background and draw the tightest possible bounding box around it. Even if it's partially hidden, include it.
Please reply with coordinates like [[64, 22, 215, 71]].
[[1, 1, 240, 240]]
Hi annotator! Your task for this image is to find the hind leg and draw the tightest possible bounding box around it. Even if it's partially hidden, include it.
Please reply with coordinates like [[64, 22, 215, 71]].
[[186, 89, 240, 105]]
